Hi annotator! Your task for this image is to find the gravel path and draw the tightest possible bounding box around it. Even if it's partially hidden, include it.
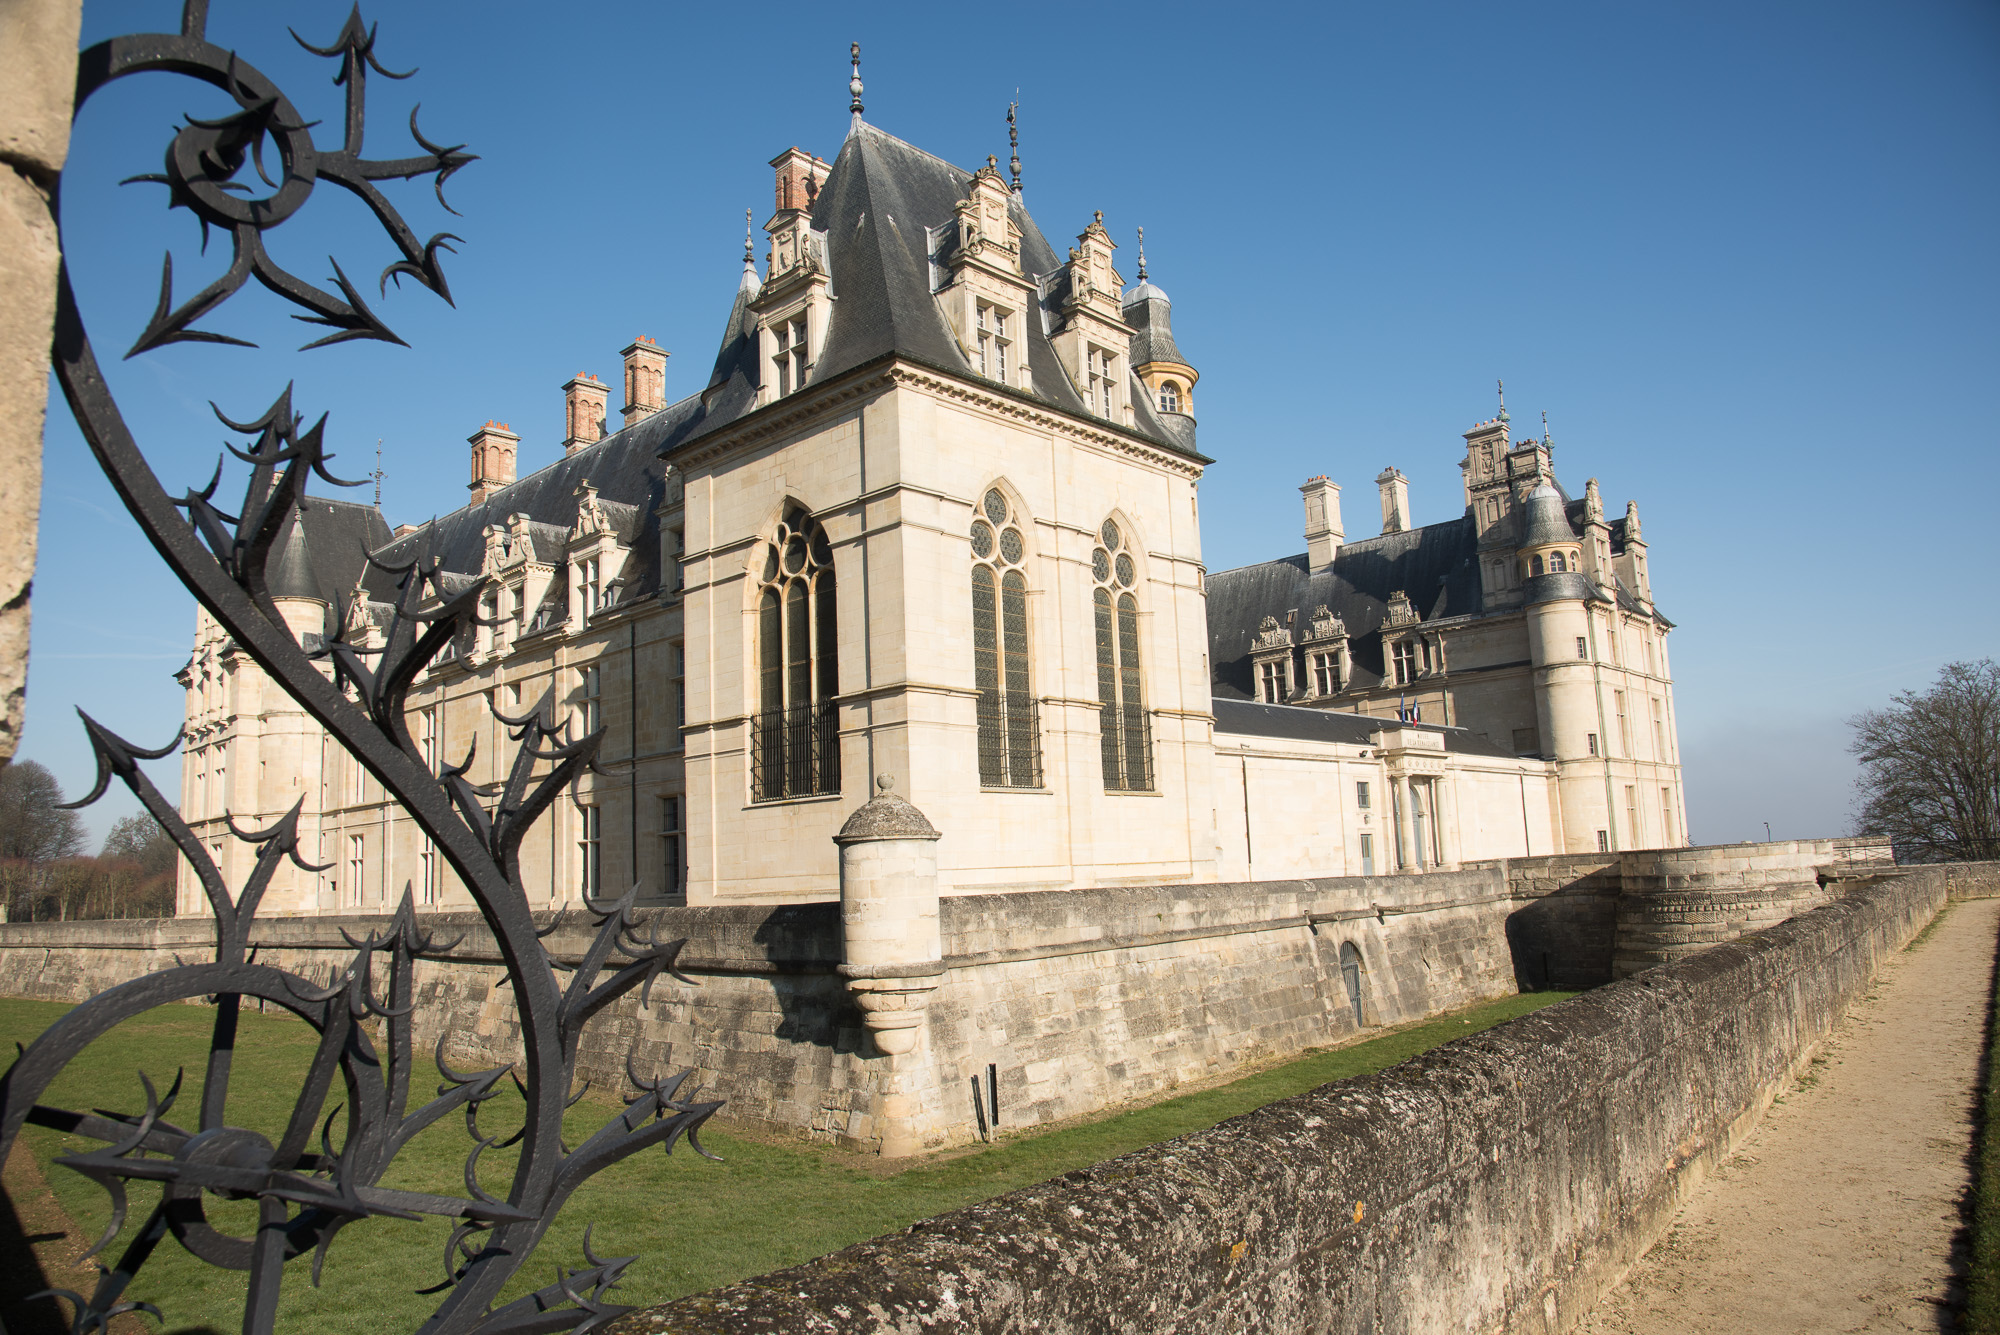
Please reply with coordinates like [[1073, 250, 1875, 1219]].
[[1574, 896, 1998, 1335]]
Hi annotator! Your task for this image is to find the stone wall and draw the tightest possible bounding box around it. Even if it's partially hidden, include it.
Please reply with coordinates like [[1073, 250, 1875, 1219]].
[[613, 869, 1946, 1335], [1946, 861, 2000, 899], [0, 867, 1542, 1154], [0, 837, 1903, 1157]]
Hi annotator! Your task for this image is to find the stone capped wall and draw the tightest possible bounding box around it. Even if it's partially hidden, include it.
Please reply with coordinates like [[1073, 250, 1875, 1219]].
[[613, 869, 1945, 1335]]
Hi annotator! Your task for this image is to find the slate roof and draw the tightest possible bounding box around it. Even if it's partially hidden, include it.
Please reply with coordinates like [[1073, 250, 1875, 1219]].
[[1205, 518, 1485, 700], [679, 121, 1203, 461], [271, 498, 393, 606], [1212, 698, 1519, 759]]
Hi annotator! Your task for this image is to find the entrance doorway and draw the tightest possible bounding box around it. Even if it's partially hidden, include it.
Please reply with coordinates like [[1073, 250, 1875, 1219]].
[[1339, 942, 1367, 1027]]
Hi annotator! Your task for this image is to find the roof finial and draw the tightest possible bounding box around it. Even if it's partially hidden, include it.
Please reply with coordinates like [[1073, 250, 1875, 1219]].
[[849, 42, 864, 121], [1007, 99, 1021, 193], [1496, 378, 1509, 424], [743, 207, 755, 270], [372, 439, 384, 509], [1136, 226, 1147, 281], [1541, 409, 1551, 446]]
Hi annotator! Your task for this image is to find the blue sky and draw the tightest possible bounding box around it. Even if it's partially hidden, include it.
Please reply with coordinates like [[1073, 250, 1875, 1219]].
[[28, 0, 1999, 848]]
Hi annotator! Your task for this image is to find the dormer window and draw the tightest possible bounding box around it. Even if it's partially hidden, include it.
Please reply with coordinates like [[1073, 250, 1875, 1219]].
[[1087, 347, 1119, 417], [976, 302, 1012, 384], [1393, 639, 1418, 686], [773, 316, 808, 396], [1159, 381, 1182, 414]]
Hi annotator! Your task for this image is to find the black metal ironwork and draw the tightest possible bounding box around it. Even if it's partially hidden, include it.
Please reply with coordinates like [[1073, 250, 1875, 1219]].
[[2, 5, 723, 1332], [975, 691, 1041, 789], [750, 703, 840, 802]]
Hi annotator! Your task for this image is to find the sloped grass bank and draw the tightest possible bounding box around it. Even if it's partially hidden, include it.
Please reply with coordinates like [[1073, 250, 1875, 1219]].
[[0, 989, 1572, 1334]]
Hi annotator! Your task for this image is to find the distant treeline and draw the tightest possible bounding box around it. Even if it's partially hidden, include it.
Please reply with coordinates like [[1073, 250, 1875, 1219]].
[[0, 759, 176, 922]]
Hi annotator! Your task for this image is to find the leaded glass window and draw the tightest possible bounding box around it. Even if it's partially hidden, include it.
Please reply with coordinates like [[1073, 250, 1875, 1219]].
[[971, 488, 1039, 787], [752, 507, 839, 800], [1092, 518, 1152, 791]]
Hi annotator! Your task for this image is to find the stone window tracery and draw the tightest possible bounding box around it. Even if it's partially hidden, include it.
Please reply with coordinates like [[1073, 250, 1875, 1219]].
[[975, 303, 1013, 385], [1392, 639, 1418, 686], [1092, 518, 1152, 791], [1159, 381, 1182, 414], [752, 506, 839, 800], [971, 488, 1040, 787]]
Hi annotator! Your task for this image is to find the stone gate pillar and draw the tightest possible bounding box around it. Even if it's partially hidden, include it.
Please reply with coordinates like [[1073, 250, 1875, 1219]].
[[835, 774, 945, 1157]]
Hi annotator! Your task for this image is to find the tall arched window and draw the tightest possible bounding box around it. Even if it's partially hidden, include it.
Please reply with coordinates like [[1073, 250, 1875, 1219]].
[[1092, 518, 1152, 791], [971, 489, 1040, 787], [1158, 381, 1182, 414], [752, 506, 839, 800], [1529, 553, 1545, 577]]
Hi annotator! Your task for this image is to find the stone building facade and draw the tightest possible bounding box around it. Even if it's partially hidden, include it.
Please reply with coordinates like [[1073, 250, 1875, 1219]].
[[175, 109, 1684, 917]]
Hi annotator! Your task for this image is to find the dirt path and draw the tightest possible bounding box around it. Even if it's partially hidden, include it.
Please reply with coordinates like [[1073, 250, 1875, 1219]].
[[1575, 896, 1999, 1335]]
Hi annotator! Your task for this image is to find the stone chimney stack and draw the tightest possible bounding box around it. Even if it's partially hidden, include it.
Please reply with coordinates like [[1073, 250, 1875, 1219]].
[[1300, 475, 1344, 568], [561, 374, 609, 455], [1376, 467, 1410, 535], [620, 337, 668, 426], [467, 421, 519, 506], [770, 147, 831, 215]]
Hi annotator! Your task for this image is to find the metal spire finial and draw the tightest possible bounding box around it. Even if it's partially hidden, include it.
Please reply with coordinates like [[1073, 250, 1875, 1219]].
[[1497, 378, 1509, 424], [372, 439, 384, 508], [1007, 99, 1021, 193], [849, 42, 864, 120], [1136, 226, 1147, 281], [743, 207, 755, 269], [1541, 409, 1552, 446]]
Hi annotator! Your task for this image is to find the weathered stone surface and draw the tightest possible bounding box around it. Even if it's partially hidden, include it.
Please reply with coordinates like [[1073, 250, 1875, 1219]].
[[0, 0, 80, 762], [610, 870, 1945, 1335]]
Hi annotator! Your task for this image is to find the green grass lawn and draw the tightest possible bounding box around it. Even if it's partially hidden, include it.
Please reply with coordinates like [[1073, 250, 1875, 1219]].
[[0, 988, 1573, 1334]]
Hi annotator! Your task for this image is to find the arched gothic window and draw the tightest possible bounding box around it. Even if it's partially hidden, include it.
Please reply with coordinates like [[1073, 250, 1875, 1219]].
[[971, 489, 1041, 787], [1092, 519, 1152, 791], [1549, 551, 1566, 573], [752, 507, 839, 800], [1529, 553, 1545, 577], [1158, 381, 1182, 414]]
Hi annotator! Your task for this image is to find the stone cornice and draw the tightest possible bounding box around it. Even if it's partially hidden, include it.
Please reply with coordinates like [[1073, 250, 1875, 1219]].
[[885, 365, 1204, 480]]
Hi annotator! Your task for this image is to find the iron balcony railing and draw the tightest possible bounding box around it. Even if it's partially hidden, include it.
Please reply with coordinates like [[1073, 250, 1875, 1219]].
[[752, 701, 841, 800], [976, 690, 1042, 788]]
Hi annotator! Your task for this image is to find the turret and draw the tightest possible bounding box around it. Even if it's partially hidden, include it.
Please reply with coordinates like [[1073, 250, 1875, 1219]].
[[1123, 229, 1198, 450], [267, 505, 328, 646]]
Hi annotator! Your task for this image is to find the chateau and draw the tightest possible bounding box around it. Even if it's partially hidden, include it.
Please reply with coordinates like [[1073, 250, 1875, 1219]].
[[175, 96, 1684, 916]]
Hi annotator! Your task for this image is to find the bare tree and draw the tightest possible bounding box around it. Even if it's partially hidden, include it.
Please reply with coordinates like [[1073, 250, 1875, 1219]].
[[0, 760, 85, 920], [1849, 659, 2000, 863]]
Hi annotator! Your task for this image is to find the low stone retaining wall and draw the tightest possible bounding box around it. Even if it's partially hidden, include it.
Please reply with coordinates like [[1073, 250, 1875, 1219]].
[[1946, 861, 2000, 898], [613, 869, 1945, 1335]]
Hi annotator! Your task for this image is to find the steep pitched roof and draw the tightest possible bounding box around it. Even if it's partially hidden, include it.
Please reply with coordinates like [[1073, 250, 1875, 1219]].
[[1212, 698, 1519, 759], [1205, 518, 1484, 700], [274, 497, 392, 606], [678, 121, 1203, 461]]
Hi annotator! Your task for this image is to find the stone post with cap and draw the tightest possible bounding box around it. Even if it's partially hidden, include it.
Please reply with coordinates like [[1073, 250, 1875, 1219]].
[[834, 773, 945, 1156]]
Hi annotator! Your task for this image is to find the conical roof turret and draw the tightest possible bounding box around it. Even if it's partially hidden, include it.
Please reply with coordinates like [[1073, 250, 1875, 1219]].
[[269, 504, 324, 602]]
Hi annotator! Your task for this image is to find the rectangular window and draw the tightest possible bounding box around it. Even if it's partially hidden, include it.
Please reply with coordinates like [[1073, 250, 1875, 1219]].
[[1588, 731, 1599, 757], [668, 527, 685, 593], [1661, 786, 1676, 844], [1359, 832, 1374, 877], [418, 840, 438, 906], [976, 302, 1012, 384], [671, 640, 686, 742], [1615, 690, 1630, 756], [1392, 640, 1417, 686], [1576, 635, 1588, 660], [1625, 784, 1640, 848], [1356, 780, 1370, 810], [1652, 698, 1666, 760], [790, 317, 808, 390], [1087, 347, 1118, 416], [347, 752, 363, 805], [579, 556, 602, 617], [1312, 652, 1340, 696], [577, 802, 600, 897], [773, 319, 792, 396], [347, 834, 366, 908], [1597, 829, 1609, 853], [658, 795, 684, 898], [1258, 659, 1283, 704], [1644, 634, 1657, 675], [1607, 624, 1620, 665], [418, 706, 438, 776], [579, 664, 601, 734]]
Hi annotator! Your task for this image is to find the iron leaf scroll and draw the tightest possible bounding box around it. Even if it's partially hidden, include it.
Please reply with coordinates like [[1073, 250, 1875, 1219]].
[[2, 4, 723, 1332]]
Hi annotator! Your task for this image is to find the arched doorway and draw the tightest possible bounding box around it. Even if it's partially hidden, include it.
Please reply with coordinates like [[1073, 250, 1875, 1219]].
[[1339, 942, 1367, 1027]]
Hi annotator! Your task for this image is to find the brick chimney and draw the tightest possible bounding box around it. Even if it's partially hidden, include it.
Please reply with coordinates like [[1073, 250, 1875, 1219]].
[[770, 147, 830, 215], [620, 337, 668, 426], [1376, 467, 1410, 535], [468, 421, 518, 506], [1300, 475, 1344, 568], [562, 374, 609, 455]]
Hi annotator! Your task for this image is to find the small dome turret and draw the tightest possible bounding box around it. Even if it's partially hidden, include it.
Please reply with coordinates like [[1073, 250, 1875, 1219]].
[[1518, 483, 1591, 602]]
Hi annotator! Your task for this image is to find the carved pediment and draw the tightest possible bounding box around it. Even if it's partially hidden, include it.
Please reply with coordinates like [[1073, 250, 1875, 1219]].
[[1251, 615, 1293, 653]]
